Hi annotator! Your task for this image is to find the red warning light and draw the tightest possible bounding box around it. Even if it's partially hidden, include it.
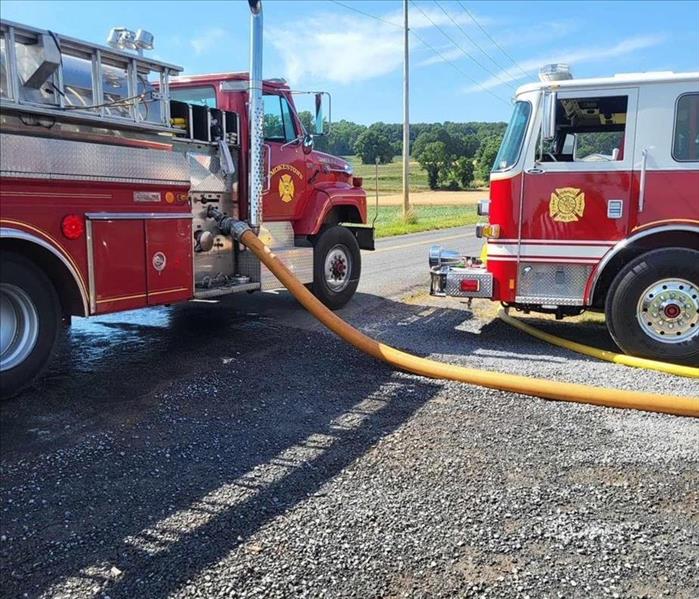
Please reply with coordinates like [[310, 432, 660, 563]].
[[61, 214, 85, 240]]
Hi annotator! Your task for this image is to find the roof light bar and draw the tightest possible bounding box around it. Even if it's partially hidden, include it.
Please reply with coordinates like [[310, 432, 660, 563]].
[[107, 27, 154, 54], [539, 64, 573, 82]]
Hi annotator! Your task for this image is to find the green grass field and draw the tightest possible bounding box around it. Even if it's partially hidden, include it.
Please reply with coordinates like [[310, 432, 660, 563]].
[[371, 204, 478, 238], [346, 155, 488, 193], [345, 156, 430, 193], [343, 155, 482, 237]]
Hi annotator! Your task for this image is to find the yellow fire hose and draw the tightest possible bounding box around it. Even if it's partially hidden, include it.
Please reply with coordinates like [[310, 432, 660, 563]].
[[238, 229, 698, 418], [499, 310, 699, 379]]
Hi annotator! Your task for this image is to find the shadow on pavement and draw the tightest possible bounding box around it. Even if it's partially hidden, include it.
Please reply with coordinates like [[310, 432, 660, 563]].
[[0, 290, 617, 597], [1, 292, 444, 598]]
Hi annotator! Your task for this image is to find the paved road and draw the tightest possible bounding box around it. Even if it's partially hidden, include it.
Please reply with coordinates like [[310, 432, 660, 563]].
[[361, 226, 481, 299], [1, 226, 697, 599]]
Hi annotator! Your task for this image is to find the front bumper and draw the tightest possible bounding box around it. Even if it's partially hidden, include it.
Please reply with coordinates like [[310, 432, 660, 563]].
[[428, 245, 493, 298], [343, 224, 375, 250], [429, 265, 494, 297]]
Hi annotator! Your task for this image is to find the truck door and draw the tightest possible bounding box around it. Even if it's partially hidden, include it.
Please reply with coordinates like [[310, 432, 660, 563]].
[[517, 88, 638, 303], [262, 93, 307, 221]]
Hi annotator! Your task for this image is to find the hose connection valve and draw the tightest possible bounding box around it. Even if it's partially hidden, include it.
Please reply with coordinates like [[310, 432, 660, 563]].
[[206, 205, 251, 241]]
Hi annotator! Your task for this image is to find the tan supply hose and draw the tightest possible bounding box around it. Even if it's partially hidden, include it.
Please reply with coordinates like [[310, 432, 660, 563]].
[[499, 310, 699, 379], [239, 229, 698, 418]]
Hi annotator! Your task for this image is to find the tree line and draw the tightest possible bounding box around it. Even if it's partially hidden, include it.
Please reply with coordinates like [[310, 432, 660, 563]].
[[297, 113, 507, 189]]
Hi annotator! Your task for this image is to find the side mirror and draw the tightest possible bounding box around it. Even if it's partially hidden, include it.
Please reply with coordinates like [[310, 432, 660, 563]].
[[541, 91, 557, 141], [302, 133, 314, 154], [314, 92, 331, 135], [314, 93, 325, 135]]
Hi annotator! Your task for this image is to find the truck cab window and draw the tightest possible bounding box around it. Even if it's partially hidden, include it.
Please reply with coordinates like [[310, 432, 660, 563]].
[[263, 94, 297, 143], [673, 93, 699, 161], [538, 95, 628, 163], [492, 101, 531, 171], [169, 85, 217, 108]]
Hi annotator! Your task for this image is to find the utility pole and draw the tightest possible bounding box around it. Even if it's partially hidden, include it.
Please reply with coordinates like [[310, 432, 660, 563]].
[[402, 0, 410, 217]]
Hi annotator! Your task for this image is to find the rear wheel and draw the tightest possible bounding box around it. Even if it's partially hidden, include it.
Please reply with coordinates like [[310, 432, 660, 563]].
[[0, 254, 61, 399], [605, 248, 699, 365], [311, 226, 361, 310]]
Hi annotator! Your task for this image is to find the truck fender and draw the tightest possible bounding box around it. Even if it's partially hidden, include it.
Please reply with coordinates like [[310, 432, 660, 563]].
[[0, 226, 89, 316], [586, 222, 699, 304], [294, 187, 368, 236]]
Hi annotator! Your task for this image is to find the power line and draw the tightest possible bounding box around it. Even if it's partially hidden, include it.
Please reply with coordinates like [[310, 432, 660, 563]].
[[456, 1, 531, 79], [330, 1, 402, 28], [409, 29, 511, 106], [434, 1, 515, 77], [329, 0, 511, 106], [411, 0, 516, 90]]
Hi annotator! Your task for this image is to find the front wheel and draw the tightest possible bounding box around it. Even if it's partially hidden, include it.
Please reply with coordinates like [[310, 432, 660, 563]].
[[311, 226, 361, 310], [0, 254, 61, 399], [605, 248, 699, 365]]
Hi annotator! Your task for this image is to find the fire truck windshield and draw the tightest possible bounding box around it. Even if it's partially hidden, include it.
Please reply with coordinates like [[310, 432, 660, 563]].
[[492, 101, 531, 172]]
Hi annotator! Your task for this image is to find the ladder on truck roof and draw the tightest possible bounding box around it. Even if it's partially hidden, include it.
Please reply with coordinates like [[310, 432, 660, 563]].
[[0, 19, 182, 133]]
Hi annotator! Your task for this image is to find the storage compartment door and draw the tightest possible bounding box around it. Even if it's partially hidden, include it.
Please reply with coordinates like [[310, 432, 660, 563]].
[[89, 219, 147, 314], [145, 218, 193, 305]]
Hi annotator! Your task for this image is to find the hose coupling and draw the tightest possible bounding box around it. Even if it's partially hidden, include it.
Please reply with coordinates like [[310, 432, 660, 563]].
[[206, 205, 251, 241]]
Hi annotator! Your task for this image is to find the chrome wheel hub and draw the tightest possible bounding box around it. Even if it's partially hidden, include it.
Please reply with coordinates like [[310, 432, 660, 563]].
[[637, 278, 699, 344], [324, 244, 351, 292], [0, 283, 40, 372]]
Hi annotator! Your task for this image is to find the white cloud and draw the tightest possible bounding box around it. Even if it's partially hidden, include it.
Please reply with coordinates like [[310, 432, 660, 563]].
[[417, 47, 465, 68], [267, 4, 490, 85], [190, 28, 228, 56], [416, 20, 577, 69], [269, 16, 404, 84], [463, 34, 666, 93]]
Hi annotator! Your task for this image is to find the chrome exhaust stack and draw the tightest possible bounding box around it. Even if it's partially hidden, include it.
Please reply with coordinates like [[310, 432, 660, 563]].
[[428, 245, 463, 268], [428, 244, 494, 298], [247, 0, 264, 232], [428, 245, 462, 297]]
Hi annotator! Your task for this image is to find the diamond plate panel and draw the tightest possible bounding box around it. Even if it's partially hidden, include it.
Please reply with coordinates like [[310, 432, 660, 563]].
[[258, 222, 295, 249], [516, 262, 591, 302], [445, 267, 493, 298], [261, 247, 313, 290], [237, 248, 261, 284], [187, 153, 228, 193], [515, 295, 585, 306], [235, 221, 313, 290], [0, 133, 190, 184]]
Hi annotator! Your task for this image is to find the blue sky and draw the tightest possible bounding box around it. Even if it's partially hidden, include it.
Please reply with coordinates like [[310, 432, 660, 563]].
[[2, 0, 698, 124]]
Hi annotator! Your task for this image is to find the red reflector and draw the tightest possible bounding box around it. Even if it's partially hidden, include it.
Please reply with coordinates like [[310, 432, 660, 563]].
[[352, 176, 363, 188], [460, 279, 480, 293], [61, 214, 85, 240]]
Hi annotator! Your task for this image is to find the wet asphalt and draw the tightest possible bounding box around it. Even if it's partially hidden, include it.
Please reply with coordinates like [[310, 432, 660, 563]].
[[1, 226, 698, 599]]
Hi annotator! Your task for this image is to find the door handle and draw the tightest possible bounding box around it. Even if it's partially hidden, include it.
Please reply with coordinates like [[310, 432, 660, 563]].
[[262, 143, 272, 193], [525, 167, 545, 174], [638, 147, 649, 213]]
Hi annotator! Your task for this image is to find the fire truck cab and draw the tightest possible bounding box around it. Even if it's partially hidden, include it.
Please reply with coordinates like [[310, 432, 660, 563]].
[[0, 11, 373, 397], [430, 66, 699, 365]]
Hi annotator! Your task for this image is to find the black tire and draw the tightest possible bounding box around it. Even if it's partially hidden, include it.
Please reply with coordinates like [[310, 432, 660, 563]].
[[311, 226, 361, 310], [605, 247, 699, 365], [0, 253, 61, 399]]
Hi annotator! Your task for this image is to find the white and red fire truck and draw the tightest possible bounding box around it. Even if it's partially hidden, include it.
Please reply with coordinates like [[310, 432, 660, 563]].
[[430, 65, 699, 365], [0, 2, 373, 396]]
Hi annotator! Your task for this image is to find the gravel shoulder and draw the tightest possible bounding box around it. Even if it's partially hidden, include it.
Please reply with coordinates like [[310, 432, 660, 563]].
[[1, 288, 698, 598]]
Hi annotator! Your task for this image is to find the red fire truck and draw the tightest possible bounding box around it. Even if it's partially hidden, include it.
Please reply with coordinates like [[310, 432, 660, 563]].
[[0, 3, 373, 396], [430, 65, 699, 365]]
